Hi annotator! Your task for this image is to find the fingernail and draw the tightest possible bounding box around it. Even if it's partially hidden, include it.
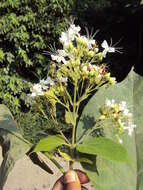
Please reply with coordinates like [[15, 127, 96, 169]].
[[64, 171, 76, 184]]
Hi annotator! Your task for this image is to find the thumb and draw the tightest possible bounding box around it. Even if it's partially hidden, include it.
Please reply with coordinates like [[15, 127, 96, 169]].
[[64, 170, 81, 190]]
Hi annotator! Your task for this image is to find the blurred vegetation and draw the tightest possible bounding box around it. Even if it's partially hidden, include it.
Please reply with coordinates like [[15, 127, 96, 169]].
[[0, 0, 74, 114], [0, 0, 142, 142]]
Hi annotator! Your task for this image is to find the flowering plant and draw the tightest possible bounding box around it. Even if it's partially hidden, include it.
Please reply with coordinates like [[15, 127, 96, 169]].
[[30, 23, 135, 188]]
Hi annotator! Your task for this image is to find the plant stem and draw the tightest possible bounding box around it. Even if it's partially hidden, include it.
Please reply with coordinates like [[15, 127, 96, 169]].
[[59, 130, 71, 145], [69, 81, 78, 169], [78, 125, 103, 144], [44, 153, 65, 174], [72, 81, 77, 145], [65, 88, 73, 106]]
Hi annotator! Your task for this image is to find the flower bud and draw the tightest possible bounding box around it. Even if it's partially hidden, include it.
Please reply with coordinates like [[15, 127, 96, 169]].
[[88, 50, 95, 58], [96, 53, 103, 62], [99, 115, 106, 120]]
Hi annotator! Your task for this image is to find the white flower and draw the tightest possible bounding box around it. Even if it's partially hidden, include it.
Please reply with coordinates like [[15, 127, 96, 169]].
[[101, 40, 115, 58], [57, 49, 66, 57], [81, 36, 95, 49], [88, 63, 102, 73], [30, 84, 44, 97], [88, 39, 96, 49], [123, 123, 136, 136], [59, 77, 67, 83], [123, 108, 129, 116], [59, 24, 81, 46], [119, 101, 126, 111], [69, 24, 81, 36], [105, 99, 115, 107], [51, 54, 66, 63], [40, 76, 55, 86], [30, 76, 55, 97], [119, 101, 132, 117], [51, 49, 67, 63], [59, 32, 69, 46], [88, 64, 99, 72], [92, 65, 99, 71]]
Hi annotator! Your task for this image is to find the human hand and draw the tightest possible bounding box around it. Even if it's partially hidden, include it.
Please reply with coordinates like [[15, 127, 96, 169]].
[[52, 170, 89, 190]]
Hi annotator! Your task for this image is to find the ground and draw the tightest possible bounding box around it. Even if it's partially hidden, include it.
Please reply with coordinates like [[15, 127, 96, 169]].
[[0, 148, 94, 190]]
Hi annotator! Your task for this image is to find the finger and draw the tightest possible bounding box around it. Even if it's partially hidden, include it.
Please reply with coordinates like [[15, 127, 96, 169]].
[[74, 169, 89, 184], [64, 170, 81, 190], [52, 178, 64, 190]]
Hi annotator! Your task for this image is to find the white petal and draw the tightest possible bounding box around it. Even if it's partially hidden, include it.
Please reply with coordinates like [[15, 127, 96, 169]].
[[101, 40, 108, 49], [123, 108, 129, 116], [102, 49, 107, 58], [51, 54, 57, 61], [105, 99, 111, 107], [108, 47, 115, 53]]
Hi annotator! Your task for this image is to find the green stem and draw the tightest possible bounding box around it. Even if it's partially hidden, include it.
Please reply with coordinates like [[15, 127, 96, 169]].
[[65, 88, 73, 106], [38, 107, 49, 120], [77, 125, 103, 144], [45, 153, 65, 174], [59, 130, 71, 145], [80, 78, 84, 96], [73, 81, 78, 145], [69, 81, 78, 169], [72, 124, 76, 146], [57, 99, 68, 109]]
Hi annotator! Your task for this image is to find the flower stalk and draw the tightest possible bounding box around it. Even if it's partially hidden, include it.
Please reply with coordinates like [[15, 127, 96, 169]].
[[29, 22, 135, 174]]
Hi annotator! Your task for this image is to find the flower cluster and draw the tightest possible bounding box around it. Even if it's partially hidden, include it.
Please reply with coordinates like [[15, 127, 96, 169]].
[[100, 99, 136, 143], [29, 23, 119, 128], [81, 63, 116, 85], [51, 24, 116, 84], [30, 23, 117, 99], [50, 24, 117, 64]]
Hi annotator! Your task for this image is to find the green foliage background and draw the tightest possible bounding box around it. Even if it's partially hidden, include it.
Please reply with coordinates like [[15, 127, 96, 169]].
[[0, 0, 142, 142], [0, 0, 75, 141], [0, 0, 74, 111]]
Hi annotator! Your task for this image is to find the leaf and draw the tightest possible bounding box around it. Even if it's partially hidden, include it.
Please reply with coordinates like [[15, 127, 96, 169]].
[[65, 111, 77, 126], [77, 69, 142, 190], [58, 149, 73, 161], [0, 105, 54, 189], [34, 135, 66, 152], [0, 49, 4, 62], [27, 151, 54, 174], [75, 156, 93, 165], [0, 104, 30, 189], [77, 137, 129, 163]]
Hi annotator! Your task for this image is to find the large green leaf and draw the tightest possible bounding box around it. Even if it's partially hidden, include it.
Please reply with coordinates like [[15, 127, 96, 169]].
[[0, 105, 54, 190], [77, 137, 129, 163], [0, 105, 30, 189], [77, 69, 143, 190], [34, 135, 66, 152]]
